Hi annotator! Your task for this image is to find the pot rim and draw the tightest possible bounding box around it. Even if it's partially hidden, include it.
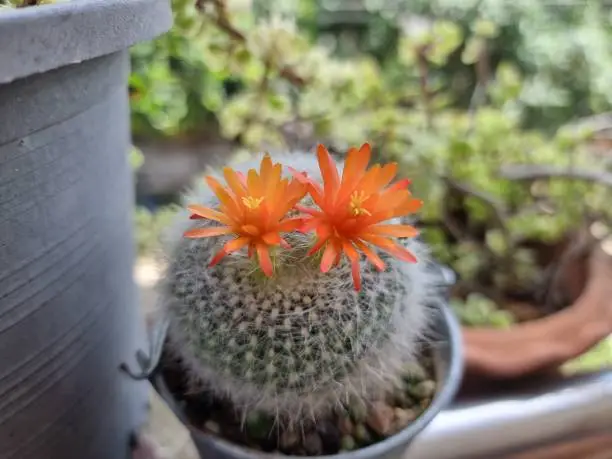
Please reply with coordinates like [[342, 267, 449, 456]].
[[148, 302, 464, 458], [0, 0, 173, 84]]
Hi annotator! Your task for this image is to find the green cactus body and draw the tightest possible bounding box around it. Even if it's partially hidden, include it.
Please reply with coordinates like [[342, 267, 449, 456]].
[[159, 152, 437, 425]]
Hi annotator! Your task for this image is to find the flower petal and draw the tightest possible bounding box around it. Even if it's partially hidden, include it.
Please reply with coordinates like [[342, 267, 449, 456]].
[[295, 205, 323, 217], [209, 236, 250, 266], [225, 236, 251, 253], [354, 240, 386, 271], [206, 176, 243, 219], [300, 217, 323, 233], [391, 197, 423, 217], [317, 144, 341, 206], [209, 248, 228, 267], [236, 171, 248, 187], [277, 217, 305, 232], [289, 167, 326, 210], [307, 234, 330, 256], [262, 232, 281, 245], [384, 243, 418, 263], [358, 233, 399, 252], [361, 234, 418, 263], [387, 178, 411, 192], [260, 154, 274, 180], [247, 168, 264, 198], [352, 164, 380, 197], [342, 241, 362, 291], [256, 243, 273, 276], [224, 167, 248, 200], [368, 224, 419, 238], [337, 143, 370, 205], [241, 224, 260, 236], [320, 241, 339, 273], [187, 204, 233, 225], [375, 162, 398, 191], [184, 227, 233, 238]]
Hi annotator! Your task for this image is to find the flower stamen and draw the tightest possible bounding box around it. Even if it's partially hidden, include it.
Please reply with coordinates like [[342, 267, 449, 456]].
[[242, 196, 264, 210], [349, 190, 371, 216]]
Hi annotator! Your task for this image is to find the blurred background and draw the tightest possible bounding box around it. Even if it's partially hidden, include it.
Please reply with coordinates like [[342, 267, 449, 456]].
[[130, 0, 612, 374]]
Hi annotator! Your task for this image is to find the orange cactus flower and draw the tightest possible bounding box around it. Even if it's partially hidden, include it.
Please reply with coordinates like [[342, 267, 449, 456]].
[[183, 155, 307, 276], [290, 143, 423, 291]]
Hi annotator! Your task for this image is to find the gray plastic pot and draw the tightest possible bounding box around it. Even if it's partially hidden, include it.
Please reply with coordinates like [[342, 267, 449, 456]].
[[0, 1, 171, 458], [132, 266, 463, 459]]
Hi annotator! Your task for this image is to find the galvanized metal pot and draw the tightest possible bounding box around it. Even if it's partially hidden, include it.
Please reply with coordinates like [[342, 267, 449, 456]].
[[0, 2, 171, 458], [135, 266, 463, 459]]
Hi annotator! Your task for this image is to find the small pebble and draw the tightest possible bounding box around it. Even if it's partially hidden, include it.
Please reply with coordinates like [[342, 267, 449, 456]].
[[279, 429, 299, 450], [317, 420, 342, 453], [304, 432, 323, 456], [349, 401, 368, 423], [403, 362, 427, 381], [338, 416, 354, 435], [394, 388, 415, 408], [420, 398, 432, 410], [340, 435, 356, 451], [354, 423, 372, 444], [394, 408, 418, 431], [204, 420, 220, 434], [366, 402, 394, 436], [409, 380, 436, 399], [246, 412, 273, 440]]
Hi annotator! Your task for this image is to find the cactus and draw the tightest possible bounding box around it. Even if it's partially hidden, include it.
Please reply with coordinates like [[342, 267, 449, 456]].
[[158, 146, 439, 426]]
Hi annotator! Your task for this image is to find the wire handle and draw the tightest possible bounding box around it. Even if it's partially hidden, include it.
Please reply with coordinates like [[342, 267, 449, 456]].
[[120, 315, 170, 381]]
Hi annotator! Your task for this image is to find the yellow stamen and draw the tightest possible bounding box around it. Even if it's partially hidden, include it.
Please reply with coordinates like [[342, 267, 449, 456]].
[[349, 191, 371, 216], [242, 196, 264, 210]]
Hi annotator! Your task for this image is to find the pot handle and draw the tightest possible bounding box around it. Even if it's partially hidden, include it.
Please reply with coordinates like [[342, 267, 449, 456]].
[[120, 315, 170, 381]]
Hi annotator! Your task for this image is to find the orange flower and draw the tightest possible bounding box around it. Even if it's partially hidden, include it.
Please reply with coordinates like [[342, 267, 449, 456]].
[[290, 143, 423, 291], [184, 155, 307, 276]]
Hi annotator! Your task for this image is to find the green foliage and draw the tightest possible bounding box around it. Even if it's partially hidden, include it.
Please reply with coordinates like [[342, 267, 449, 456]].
[[0, 0, 60, 7], [134, 206, 177, 257], [129, 0, 228, 138], [399, 0, 612, 129], [129, 146, 145, 171], [130, 2, 612, 365], [450, 294, 515, 329], [563, 336, 612, 375]]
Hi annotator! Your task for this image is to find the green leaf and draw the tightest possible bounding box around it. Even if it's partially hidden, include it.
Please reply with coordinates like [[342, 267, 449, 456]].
[[485, 229, 507, 256], [472, 19, 499, 39], [129, 146, 145, 171], [461, 37, 485, 65], [427, 21, 464, 66]]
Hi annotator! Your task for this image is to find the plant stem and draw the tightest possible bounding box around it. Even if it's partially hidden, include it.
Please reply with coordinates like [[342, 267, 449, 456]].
[[197, 0, 307, 87], [415, 46, 433, 129], [499, 165, 612, 188]]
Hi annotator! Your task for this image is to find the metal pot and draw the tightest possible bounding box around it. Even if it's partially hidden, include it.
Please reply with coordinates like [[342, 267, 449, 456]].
[[128, 266, 464, 459]]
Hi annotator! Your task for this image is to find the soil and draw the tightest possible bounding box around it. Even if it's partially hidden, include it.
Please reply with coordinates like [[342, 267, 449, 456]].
[[159, 347, 437, 456]]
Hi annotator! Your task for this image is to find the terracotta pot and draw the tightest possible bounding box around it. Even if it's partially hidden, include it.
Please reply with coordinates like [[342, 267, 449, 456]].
[[463, 243, 612, 379]]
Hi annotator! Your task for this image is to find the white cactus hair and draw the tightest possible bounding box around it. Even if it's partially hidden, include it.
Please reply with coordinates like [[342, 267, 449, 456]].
[[157, 149, 442, 426]]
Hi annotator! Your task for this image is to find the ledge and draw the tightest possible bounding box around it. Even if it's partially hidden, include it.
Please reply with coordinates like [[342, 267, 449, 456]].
[[407, 369, 612, 458]]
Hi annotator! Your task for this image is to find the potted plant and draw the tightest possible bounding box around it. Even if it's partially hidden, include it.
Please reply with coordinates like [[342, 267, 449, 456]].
[[0, 1, 171, 458], [125, 143, 463, 458]]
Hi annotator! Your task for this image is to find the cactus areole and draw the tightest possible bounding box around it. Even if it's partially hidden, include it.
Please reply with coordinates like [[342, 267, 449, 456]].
[[157, 144, 461, 455]]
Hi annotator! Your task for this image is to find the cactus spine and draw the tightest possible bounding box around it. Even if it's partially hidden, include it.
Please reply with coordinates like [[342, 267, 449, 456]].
[[158, 149, 438, 426]]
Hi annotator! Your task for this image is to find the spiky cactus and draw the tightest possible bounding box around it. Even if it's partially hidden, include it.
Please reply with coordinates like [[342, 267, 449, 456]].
[[158, 148, 439, 425]]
